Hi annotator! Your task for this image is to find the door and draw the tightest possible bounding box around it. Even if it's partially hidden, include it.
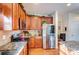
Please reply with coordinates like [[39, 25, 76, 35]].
[[67, 13, 79, 41]]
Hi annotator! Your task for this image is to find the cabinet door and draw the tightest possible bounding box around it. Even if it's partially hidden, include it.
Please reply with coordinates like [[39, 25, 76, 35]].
[[2, 4, 13, 30], [0, 4, 3, 30], [12, 3, 19, 30], [2, 3, 12, 17], [37, 17, 42, 30], [30, 16, 38, 30], [41, 17, 53, 24], [26, 15, 31, 30], [24, 44, 27, 55], [0, 4, 12, 30], [29, 37, 35, 48], [45, 17, 53, 24], [19, 6, 26, 30], [35, 36, 42, 48], [19, 44, 27, 55]]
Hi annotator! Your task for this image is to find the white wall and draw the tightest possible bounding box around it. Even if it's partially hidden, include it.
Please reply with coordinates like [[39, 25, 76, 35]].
[[58, 12, 69, 35], [52, 11, 58, 48], [66, 13, 79, 41], [57, 9, 79, 41]]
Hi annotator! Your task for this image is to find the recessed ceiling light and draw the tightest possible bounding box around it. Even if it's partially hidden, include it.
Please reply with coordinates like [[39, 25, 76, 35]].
[[67, 3, 71, 6]]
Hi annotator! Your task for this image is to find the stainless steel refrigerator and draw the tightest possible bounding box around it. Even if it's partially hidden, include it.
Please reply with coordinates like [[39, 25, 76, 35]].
[[42, 24, 56, 49]]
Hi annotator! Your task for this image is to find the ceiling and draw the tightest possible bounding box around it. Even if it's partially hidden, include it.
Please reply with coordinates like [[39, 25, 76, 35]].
[[22, 3, 79, 16]]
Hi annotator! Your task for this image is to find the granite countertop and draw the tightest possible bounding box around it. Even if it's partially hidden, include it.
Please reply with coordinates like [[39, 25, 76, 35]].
[[0, 41, 27, 55], [60, 41, 79, 51]]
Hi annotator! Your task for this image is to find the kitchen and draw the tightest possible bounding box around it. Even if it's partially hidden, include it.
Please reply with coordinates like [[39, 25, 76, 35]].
[[0, 3, 57, 55], [1, 3, 79, 55]]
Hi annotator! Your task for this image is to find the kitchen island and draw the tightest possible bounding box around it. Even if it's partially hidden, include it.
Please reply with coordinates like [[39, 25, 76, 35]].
[[0, 41, 27, 55], [59, 41, 79, 55]]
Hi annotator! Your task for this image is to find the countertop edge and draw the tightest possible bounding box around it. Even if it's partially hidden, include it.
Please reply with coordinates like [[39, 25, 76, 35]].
[[16, 42, 27, 55]]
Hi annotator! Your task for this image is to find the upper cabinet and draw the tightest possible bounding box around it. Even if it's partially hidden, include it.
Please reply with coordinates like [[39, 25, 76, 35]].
[[45, 17, 53, 24], [0, 4, 4, 30], [30, 16, 38, 30], [12, 3, 19, 30], [2, 3, 12, 17], [26, 15, 31, 30], [30, 16, 42, 30], [0, 3, 53, 30], [0, 3, 12, 30], [26, 16, 53, 30], [13, 3, 26, 30], [41, 17, 53, 24], [36, 17, 42, 30], [20, 5, 26, 30]]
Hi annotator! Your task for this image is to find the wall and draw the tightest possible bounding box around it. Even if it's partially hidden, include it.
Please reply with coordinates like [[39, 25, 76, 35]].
[[0, 31, 12, 46], [58, 11, 79, 41], [51, 11, 58, 48], [66, 13, 79, 41], [58, 12, 69, 35]]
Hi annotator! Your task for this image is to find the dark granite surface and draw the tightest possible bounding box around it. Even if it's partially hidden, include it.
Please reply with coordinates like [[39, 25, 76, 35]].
[[0, 42, 27, 55]]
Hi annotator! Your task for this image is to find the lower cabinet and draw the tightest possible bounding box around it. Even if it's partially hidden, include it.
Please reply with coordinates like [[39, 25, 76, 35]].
[[19, 44, 27, 55], [19, 48, 24, 55], [29, 36, 42, 48], [35, 37, 42, 48], [29, 37, 35, 48]]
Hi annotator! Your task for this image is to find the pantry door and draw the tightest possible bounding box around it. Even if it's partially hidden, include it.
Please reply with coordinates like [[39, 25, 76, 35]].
[[67, 13, 79, 41]]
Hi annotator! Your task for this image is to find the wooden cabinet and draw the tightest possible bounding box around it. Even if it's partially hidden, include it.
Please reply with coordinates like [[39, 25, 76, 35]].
[[13, 3, 26, 30], [41, 17, 53, 24], [35, 36, 42, 48], [19, 44, 27, 55], [37, 17, 42, 30], [29, 36, 42, 48], [19, 4, 26, 30], [12, 3, 19, 30], [26, 15, 31, 30], [29, 37, 35, 48], [30, 16, 42, 30], [23, 44, 27, 55], [45, 17, 53, 24], [20, 8, 26, 30], [0, 3, 13, 30], [0, 4, 3, 30], [29, 16, 53, 30], [30, 16, 37, 30], [2, 3, 12, 17]]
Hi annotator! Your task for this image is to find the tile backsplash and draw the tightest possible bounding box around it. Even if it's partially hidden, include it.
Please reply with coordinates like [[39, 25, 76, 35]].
[[0, 31, 12, 47], [28, 30, 42, 36], [0, 30, 42, 47]]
